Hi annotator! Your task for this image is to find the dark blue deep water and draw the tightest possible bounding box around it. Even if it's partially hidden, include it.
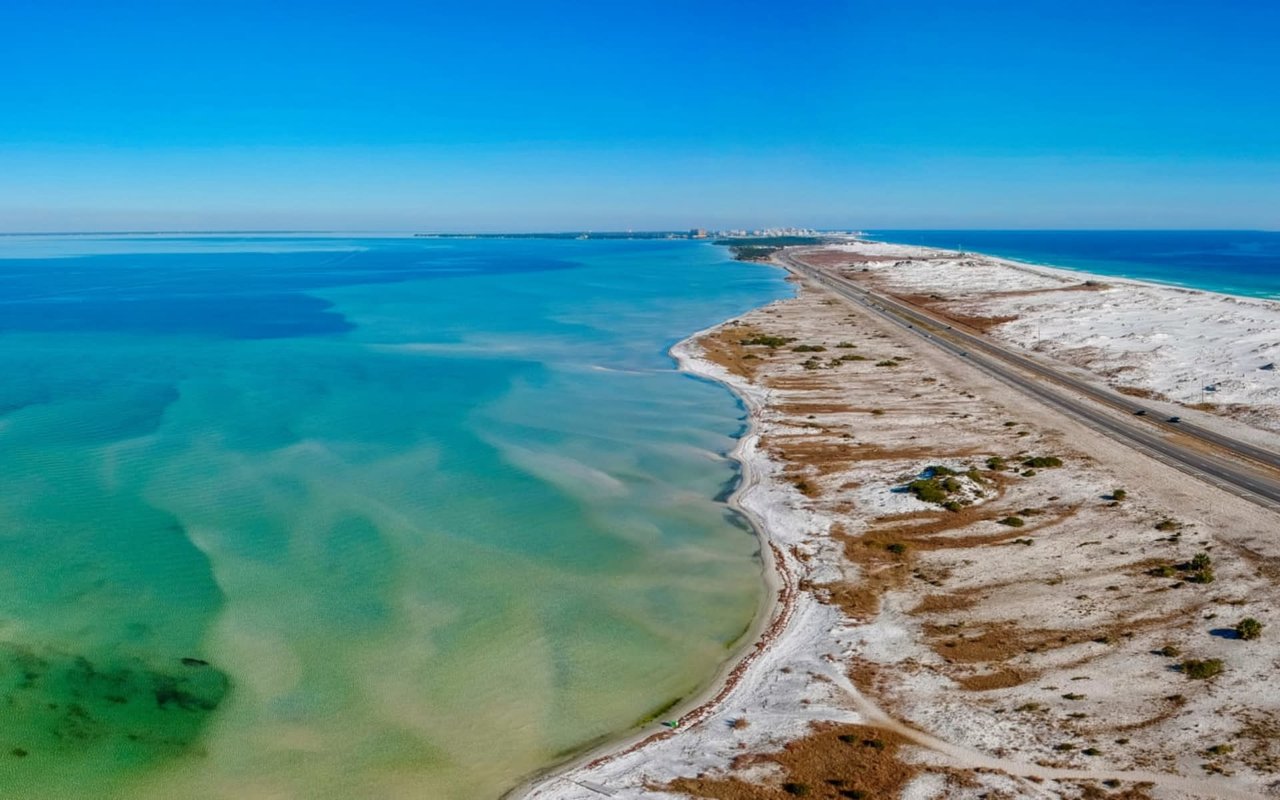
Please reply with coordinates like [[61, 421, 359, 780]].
[[867, 231, 1280, 299]]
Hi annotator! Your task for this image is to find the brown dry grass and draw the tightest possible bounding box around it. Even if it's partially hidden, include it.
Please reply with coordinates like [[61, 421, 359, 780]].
[[696, 323, 768, 379], [1116, 386, 1163, 400], [955, 667, 1031, 691], [663, 723, 923, 800], [797, 250, 902, 268], [888, 293, 1019, 333]]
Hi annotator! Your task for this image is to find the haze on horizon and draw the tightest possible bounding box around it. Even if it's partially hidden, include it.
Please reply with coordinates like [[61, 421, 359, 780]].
[[2, 0, 1278, 233]]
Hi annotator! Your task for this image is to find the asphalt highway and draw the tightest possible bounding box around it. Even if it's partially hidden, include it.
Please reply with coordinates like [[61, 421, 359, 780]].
[[781, 251, 1280, 512]]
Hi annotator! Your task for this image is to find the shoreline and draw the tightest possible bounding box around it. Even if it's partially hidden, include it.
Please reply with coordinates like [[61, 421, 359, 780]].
[[506, 308, 801, 799], [512, 239, 1280, 799]]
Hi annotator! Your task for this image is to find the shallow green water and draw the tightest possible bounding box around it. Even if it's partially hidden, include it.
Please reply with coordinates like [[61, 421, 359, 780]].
[[0, 235, 789, 798]]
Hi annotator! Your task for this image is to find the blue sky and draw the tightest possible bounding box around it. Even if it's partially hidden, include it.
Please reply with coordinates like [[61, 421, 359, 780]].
[[2, 0, 1277, 231]]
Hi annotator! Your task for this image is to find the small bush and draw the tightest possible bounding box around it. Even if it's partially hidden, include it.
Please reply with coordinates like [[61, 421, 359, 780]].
[[1181, 659, 1224, 680], [927, 465, 957, 477], [1236, 618, 1263, 641], [1154, 519, 1178, 531], [840, 353, 867, 361], [1082, 747, 1102, 756], [836, 341, 857, 348], [997, 516, 1026, 527], [1205, 744, 1234, 756], [870, 408, 885, 416], [1022, 456, 1063, 468], [1112, 489, 1127, 501], [908, 479, 948, 504], [782, 783, 810, 796], [985, 456, 1007, 470], [739, 334, 795, 348], [1157, 644, 1181, 657], [792, 344, 826, 352], [862, 738, 885, 750], [1186, 567, 1215, 584], [875, 360, 899, 367], [885, 543, 907, 555], [1148, 565, 1177, 578], [942, 500, 963, 513]]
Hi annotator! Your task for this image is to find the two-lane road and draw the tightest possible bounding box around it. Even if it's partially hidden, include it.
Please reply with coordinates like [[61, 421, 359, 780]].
[[781, 251, 1280, 512]]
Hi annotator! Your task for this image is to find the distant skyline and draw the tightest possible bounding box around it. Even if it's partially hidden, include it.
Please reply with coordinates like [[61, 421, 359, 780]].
[[2, 0, 1278, 232]]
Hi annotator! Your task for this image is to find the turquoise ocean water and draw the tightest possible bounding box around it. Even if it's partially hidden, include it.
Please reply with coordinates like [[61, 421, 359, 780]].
[[0, 235, 790, 798]]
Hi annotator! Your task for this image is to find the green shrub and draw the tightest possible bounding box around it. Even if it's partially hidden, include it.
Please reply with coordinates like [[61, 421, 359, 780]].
[[1112, 489, 1127, 501], [739, 334, 795, 348], [836, 341, 857, 348], [1236, 618, 1263, 641], [875, 360, 899, 367], [792, 344, 826, 352], [1186, 567, 1215, 584], [782, 783, 810, 796], [885, 543, 907, 555], [1022, 456, 1063, 468], [1205, 744, 1234, 756], [927, 465, 957, 477], [997, 516, 1026, 527], [985, 456, 1006, 470], [1154, 519, 1178, 531], [1157, 644, 1181, 657], [908, 479, 948, 504], [1148, 564, 1177, 578], [1181, 659, 1224, 679], [942, 500, 963, 513], [840, 353, 867, 361]]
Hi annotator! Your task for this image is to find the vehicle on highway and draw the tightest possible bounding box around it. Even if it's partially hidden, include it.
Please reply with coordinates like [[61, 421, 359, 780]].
[[1169, 416, 1181, 423], [1134, 409, 1147, 416]]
